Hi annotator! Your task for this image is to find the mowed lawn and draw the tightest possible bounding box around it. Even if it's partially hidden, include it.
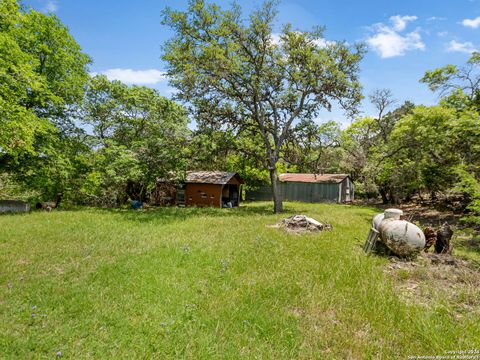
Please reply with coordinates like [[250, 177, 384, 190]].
[[1, 202, 479, 359]]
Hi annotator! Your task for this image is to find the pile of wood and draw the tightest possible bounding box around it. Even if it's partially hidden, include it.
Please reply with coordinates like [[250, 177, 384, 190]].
[[423, 222, 454, 254], [277, 215, 332, 233], [35, 193, 62, 212], [150, 182, 177, 206]]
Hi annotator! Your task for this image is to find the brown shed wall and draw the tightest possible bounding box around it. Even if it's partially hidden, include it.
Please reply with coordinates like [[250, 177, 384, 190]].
[[185, 183, 223, 207]]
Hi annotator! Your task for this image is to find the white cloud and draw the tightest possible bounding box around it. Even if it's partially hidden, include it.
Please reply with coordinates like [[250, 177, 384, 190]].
[[366, 16, 424, 58], [427, 16, 446, 22], [367, 28, 424, 58], [446, 40, 478, 53], [44, 0, 58, 13], [462, 16, 480, 28], [96, 68, 167, 85], [313, 38, 336, 48], [390, 15, 417, 31]]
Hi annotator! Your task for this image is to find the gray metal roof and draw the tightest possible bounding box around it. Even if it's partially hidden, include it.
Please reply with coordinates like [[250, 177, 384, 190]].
[[279, 173, 349, 184], [185, 171, 243, 185]]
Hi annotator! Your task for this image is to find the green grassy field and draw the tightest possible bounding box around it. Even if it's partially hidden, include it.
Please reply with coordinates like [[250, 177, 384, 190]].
[[1, 202, 479, 359]]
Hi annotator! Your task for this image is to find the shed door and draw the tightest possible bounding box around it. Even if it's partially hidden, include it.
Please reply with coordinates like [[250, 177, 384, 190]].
[[344, 179, 351, 202]]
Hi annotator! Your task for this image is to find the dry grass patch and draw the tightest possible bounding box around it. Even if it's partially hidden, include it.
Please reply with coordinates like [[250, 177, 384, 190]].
[[385, 252, 480, 315]]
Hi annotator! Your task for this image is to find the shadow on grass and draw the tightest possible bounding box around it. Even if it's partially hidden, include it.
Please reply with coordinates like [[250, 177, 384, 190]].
[[57, 202, 273, 224], [57, 201, 322, 225], [31, 201, 373, 228]]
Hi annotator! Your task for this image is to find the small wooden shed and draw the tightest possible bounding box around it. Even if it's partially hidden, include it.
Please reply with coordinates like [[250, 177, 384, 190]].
[[183, 171, 244, 208], [154, 171, 244, 208], [247, 173, 354, 203]]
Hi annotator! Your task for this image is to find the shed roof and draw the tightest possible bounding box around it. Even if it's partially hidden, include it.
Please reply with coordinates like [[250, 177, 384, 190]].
[[279, 173, 349, 184], [185, 171, 244, 185]]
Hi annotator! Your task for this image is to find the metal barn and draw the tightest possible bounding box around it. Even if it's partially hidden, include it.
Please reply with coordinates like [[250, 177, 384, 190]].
[[247, 173, 354, 203]]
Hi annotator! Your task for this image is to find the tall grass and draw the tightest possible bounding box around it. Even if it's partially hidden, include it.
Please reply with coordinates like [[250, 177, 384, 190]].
[[1, 202, 479, 358]]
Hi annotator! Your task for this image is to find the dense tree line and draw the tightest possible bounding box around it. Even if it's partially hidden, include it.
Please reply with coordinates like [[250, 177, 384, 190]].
[[1, 0, 479, 222], [0, 0, 189, 206]]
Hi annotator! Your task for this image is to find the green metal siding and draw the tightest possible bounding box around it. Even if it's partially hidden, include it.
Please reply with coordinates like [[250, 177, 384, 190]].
[[247, 182, 344, 203], [283, 182, 340, 202], [246, 186, 273, 201]]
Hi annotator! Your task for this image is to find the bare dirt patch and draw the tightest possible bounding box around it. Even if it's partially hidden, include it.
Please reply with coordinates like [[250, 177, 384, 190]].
[[385, 252, 480, 315], [399, 204, 462, 227], [357, 200, 464, 227]]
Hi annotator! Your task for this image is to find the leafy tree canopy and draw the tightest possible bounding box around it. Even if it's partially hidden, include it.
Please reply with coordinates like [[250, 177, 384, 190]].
[[421, 51, 480, 111], [80, 75, 190, 205], [0, 0, 91, 153]]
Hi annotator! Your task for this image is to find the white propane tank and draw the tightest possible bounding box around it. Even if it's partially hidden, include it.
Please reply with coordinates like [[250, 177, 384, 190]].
[[378, 219, 426, 257], [372, 208, 403, 230], [372, 214, 384, 230]]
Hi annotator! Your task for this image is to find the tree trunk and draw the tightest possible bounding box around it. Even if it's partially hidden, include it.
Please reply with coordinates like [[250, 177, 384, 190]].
[[379, 188, 389, 204], [404, 192, 412, 203], [269, 168, 283, 213], [389, 188, 398, 205]]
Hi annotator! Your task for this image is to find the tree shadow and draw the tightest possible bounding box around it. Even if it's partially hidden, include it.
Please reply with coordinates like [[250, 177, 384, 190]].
[[38, 201, 350, 225], [68, 202, 283, 225]]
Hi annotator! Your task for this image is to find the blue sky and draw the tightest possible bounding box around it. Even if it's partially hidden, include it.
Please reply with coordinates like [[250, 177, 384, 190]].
[[25, 0, 480, 124]]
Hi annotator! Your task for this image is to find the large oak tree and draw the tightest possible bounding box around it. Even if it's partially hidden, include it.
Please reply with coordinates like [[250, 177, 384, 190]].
[[161, 0, 364, 212]]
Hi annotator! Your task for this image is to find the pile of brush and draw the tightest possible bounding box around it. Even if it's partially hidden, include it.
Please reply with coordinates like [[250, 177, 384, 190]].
[[274, 215, 332, 233]]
